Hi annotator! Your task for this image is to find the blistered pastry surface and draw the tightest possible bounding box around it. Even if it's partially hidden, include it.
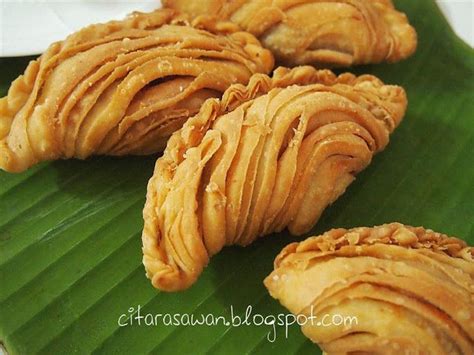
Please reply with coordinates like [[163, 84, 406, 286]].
[[265, 223, 474, 354], [0, 9, 273, 172], [163, 0, 417, 67], [142, 66, 407, 291]]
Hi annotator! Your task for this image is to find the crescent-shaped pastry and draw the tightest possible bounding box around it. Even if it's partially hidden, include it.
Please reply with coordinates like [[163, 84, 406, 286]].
[[264, 223, 474, 354], [162, 0, 417, 67], [0, 9, 273, 173], [142, 66, 407, 291]]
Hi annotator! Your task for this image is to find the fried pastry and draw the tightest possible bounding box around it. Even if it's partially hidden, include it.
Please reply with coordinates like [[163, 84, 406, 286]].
[[162, 0, 417, 67], [0, 9, 273, 173], [142, 66, 407, 291], [264, 223, 474, 354]]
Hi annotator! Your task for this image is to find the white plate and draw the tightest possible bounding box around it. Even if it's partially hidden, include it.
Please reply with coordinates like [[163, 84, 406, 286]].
[[436, 0, 473, 47], [0, 1, 160, 57], [0, 0, 471, 57]]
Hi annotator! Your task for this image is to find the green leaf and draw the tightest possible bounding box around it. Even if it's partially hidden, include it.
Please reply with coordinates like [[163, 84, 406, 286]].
[[0, 1, 473, 354]]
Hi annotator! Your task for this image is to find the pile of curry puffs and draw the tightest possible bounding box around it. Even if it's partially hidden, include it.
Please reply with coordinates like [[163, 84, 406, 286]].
[[1, 2, 472, 353]]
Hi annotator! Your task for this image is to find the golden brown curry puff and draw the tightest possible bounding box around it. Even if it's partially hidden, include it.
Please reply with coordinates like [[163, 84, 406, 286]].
[[265, 223, 474, 354], [162, 0, 417, 67], [142, 66, 407, 291], [0, 9, 273, 173]]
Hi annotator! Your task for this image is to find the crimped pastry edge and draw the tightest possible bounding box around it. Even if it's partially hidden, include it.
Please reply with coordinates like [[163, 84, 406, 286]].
[[162, 0, 418, 65], [142, 67, 408, 291], [159, 65, 407, 160], [0, 8, 274, 172], [274, 223, 474, 269]]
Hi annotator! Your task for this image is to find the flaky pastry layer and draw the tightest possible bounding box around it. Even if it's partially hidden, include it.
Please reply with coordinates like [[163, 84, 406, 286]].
[[0, 9, 273, 172], [265, 223, 474, 354], [142, 66, 407, 291], [163, 0, 417, 67]]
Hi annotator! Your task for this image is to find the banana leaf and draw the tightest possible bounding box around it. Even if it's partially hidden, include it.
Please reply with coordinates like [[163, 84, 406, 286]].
[[0, 1, 473, 354]]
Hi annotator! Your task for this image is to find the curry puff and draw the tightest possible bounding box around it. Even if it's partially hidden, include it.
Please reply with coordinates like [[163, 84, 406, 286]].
[[142, 66, 407, 291], [0, 9, 273, 173], [162, 0, 417, 67], [265, 223, 474, 354]]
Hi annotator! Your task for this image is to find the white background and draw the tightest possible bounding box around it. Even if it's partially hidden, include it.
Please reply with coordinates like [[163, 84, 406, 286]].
[[0, 0, 472, 57], [437, 0, 473, 46]]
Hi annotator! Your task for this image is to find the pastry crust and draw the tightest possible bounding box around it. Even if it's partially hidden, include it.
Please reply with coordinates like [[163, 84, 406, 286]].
[[162, 0, 417, 67], [142, 66, 407, 291], [0, 9, 273, 173], [264, 223, 474, 354]]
